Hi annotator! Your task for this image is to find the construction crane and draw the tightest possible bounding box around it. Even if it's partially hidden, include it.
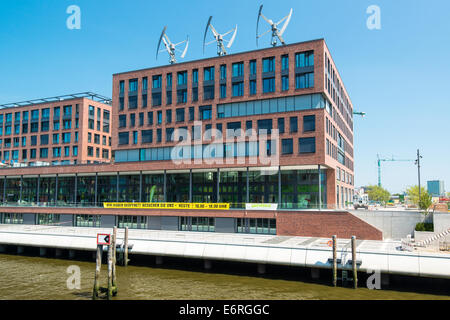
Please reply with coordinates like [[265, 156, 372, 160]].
[[377, 155, 414, 187]]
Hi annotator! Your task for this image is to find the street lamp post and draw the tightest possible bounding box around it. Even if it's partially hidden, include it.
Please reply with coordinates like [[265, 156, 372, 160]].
[[415, 149, 423, 205]]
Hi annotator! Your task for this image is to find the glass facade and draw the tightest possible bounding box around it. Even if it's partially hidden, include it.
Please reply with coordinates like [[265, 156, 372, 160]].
[[0, 168, 330, 208]]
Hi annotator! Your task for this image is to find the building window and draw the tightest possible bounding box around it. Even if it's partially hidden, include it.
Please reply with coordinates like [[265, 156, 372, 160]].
[[129, 79, 138, 92], [295, 51, 314, 67], [303, 115, 316, 132], [295, 72, 314, 89], [192, 69, 198, 84], [139, 112, 144, 126], [142, 130, 153, 143], [278, 118, 285, 134], [119, 80, 125, 93], [142, 77, 148, 91], [220, 64, 227, 80], [232, 62, 244, 77], [290, 117, 298, 133], [281, 54, 289, 70], [118, 216, 147, 229], [236, 218, 276, 235], [257, 119, 272, 135], [73, 146, 78, 156], [156, 129, 162, 143], [220, 84, 226, 99], [148, 111, 153, 125], [118, 132, 129, 145], [180, 217, 215, 232], [177, 89, 187, 103], [204, 66, 215, 81], [165, 128, 174, 142], [299, 137, 316, 153], [192, 87, 198, 102], [152, 92, 161, 106], [282, 138, 293, 154], [281, 75, 289, 91], [263, 77, 275, 93], [199, 105, 212, 120], [166, 110, 172, 124], [232, 82, 243, 97], [157, 111, 162, 124], [249, 80, 256, 95], [152, 75, 162, 88], [176, 108, 185, 122], [189, 107, 195, 121], [130, 113, 136, 127], [133, 131, 138, 144], [40, 148, 48, 158], [262, 57, 275, 72], [203, 85, 214, 100], [53, 147, 61, 157], [249, 60, 256, 75]]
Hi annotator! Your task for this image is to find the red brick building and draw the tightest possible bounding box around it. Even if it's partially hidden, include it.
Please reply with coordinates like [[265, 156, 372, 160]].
[[0, 41, 382, 240]]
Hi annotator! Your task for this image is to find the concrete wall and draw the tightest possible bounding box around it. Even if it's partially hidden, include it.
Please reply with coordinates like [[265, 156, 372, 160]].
[[350, 210, 430, 240], [434, 213, 450, 233]]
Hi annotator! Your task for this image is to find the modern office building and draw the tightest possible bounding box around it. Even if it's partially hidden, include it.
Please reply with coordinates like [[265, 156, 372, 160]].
[[0, 93, 112, 166], [427, 180, 445, 197], [0, 40, 382, 240]]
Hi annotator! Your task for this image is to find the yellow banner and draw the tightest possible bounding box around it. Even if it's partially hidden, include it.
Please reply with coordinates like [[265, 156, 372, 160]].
[[103, 202, 230, 210]]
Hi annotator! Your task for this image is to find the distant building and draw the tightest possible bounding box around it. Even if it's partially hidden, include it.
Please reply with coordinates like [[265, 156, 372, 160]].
[[427, 180, 445, 197]]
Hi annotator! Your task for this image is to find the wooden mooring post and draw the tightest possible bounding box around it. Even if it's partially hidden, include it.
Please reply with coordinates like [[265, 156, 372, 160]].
[[332, 235, 337, 287], [351, 236, 358, 289], [107, 240, 113, 300], [112, 227, 118, 296], [124, 227, 129, 267], [92, 244, 102, 300]]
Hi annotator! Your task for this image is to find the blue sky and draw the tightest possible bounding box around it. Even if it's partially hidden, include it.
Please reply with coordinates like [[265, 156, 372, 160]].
[[0, 0, 449, 194]]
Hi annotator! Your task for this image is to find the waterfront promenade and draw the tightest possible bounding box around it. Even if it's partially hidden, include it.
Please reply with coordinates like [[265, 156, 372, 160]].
[[0, 224, 449, 279]]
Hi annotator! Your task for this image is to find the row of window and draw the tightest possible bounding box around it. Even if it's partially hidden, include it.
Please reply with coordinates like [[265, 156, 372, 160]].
[[0, 119, 79, 136], [0, 132, 79, 148], [120, 51, 314, 93], [0, 105, 79, 124], [87, 146, 109, 159], [118, 115, 315, 146], [0, 146, 78, 162], [336, 167, 353, 185], [120, 72, 314, 109], [87, 132, 111, 146]]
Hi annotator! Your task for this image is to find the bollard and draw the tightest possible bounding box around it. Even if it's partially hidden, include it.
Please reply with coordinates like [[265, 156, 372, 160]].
[[92, 245, 102, 300], [332, 235, 337, 287], [351, 236, 358, 289]]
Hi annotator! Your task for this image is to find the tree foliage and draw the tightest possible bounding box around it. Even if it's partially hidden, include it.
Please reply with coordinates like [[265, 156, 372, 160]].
[[406, 185, 428, 207], [367, 185, 390, 203]]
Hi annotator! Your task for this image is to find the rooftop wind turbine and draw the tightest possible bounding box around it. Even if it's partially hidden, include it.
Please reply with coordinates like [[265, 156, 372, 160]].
[[156, 26, 189, 64], [203, 16, 238, 56], [256, 5, 293, 47]]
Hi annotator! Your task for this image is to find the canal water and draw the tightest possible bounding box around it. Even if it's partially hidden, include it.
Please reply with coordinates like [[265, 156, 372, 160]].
[[0, 253, 449, 300]]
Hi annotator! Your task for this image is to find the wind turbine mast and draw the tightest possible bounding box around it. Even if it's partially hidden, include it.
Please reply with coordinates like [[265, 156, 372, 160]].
[[256, 5, 293, 47], [203, 16, 238, 56]]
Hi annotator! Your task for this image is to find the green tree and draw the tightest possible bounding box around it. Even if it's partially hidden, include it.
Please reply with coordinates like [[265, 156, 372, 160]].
[[418, 193, 432, 211], [367, 185, 390, 204], [406, 185, 428, 207]]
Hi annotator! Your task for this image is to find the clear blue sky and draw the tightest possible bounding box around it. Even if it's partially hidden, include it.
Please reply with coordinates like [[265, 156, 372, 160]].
[[0, 0, 449, 194]]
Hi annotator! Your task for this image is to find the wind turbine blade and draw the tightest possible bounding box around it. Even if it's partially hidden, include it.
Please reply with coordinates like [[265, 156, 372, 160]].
[[260, 13, 271, 25], [277, 33, 286, 45], [226, 25, 237, 48], [206, 39, 217, 45], [256, 4, 263, 47], [156, 26, 167, 59], [279, 8, 293, 36], [181, 36, 189, 58], [257, 28, 271, 39], [209, 24, 219, 37], [164, 33, 172, 45], [173, 40, 187, 46], [222, 28, 235, 37], [203, 16, 213, 54]]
